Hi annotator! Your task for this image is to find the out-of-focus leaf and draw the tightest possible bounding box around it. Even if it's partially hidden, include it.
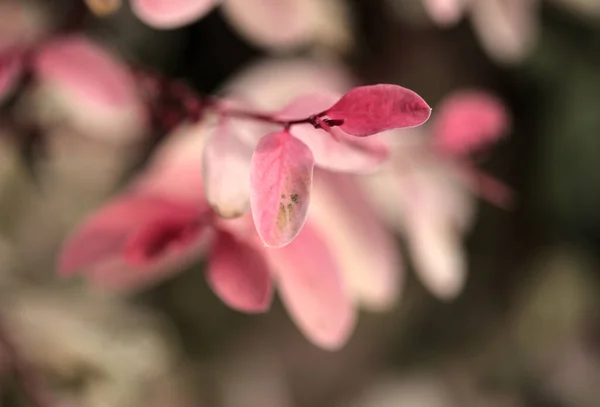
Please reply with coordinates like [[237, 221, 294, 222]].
[[207, 230, 273, 313]]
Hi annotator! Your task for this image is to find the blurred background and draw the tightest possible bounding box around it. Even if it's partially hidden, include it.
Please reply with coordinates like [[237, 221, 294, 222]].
[[1, 0, 600, 406]]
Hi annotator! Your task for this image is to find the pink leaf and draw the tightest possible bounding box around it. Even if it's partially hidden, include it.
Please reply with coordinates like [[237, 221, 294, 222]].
[[131, 0, 221, 29], [88, 226, 210, 293], [0, 52, 22, 104], [265, 222, 356, 350], [469, 0, 538, 64], [222, 0, 312, 50], [207, 230, 272, 313], [407, 219, 466, 301], [60, 193, 211, 293], [34, 35, 138, 109], [325, 84, 432, 137], [218, 99, 279, 148], [58, 194, 201, 276], [250, 130, 314, 248], [202, 117, 254, 218], [423, 0, 467, 27], [277, 93, 390, 173], [221, 58, 353, 114], [432, 90, 510, 156], [396, 165, 471, 300], [275, 91, 333, 121], [32, 35, 145, 143], [310, 171, 402, 310], [133, 123, 208, 205], [123, 213, 204, 267], [296, 124, 390, 173]]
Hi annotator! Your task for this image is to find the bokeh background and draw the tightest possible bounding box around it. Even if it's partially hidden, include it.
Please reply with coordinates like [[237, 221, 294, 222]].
[[1, 0, 600, 406]]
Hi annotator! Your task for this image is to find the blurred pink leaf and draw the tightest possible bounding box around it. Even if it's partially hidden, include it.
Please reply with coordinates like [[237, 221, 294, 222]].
[[58, 125, 212, 292], [469, 0, 538, 64], [311, 171, 403, 310], [274, 92, 332, 121], [326, 84, 432, 137], [123, 210, 204, 267], [277, 93, 390, 173], [222, 58, 354, 113], [131, 0, 221, 29], [207, 230, 273, 313], [202, 117, 254, 218], [250, 130, 314, 248], [266, 222, 356, 350], [408, 218, 466, 301], [397, 167, 469, 299], [133, 123, 207, 204], [295, 124, 390, 173], [432, 90, 510, 156], [59, 194, 203, 276], [31, 35, 145, 143], [0, 53, 22, 103], [34, 35, 139, 109], [222, 0, 312, 51], [423, 0, 467, 26]]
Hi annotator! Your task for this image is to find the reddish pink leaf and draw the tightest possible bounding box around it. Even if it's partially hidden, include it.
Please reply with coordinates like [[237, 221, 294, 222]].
[[432, 90, 510, 156], [123, 213, 204, 267], [207, 230, 272, 313], [276, 93, 390, 173], [202, 117, 254, 218], [325, 84, 432, 137], [60, 193, 211, 293], [58, 194, 202, 276], [250, 130, 314, 248], [33, 35, 139, 109], [0, 53, 22, 103], [89, 225, 210, 293], [265, 222, 356, 350], [310, 171, 402, 310], [131, 0, 221, 29]]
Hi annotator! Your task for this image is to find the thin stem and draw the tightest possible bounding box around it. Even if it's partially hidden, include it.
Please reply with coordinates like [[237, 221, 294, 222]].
[[132, 67, 341, 135], [221, 108, 315, 127]]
